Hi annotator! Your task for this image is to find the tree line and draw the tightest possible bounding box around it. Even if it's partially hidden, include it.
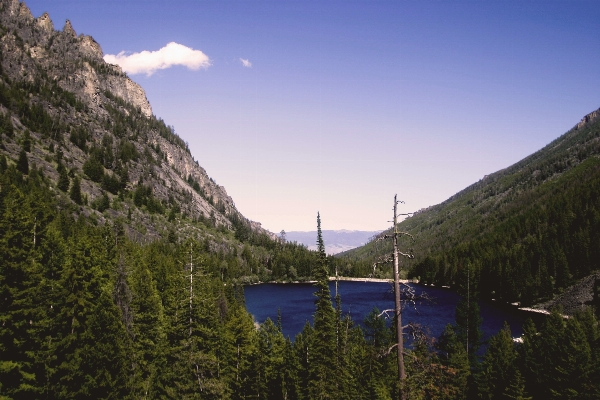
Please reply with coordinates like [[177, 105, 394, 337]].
[[2, 162, 599, 398]]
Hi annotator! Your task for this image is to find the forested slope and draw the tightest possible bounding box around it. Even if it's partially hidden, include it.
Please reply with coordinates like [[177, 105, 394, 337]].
[[343, 107, 600, 306]]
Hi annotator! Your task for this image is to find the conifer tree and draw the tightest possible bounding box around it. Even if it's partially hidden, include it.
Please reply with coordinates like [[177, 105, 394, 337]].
[[222, 303, 258, 399], [0, 186, 40, 397], [294, 321, 313, 399], [252, 318, 286, 398], [308, 212, 337, 399], [165, 240, 225, 398], [17, 148, 28, 174], [69, 177, 82, 205], [454, 263, 482, 364], [48, 226, 122, 398], [436, 324, 470, 398], [128, 252, 167, 398], [57, 165, 70, 192], [476, 323, 526, 399]]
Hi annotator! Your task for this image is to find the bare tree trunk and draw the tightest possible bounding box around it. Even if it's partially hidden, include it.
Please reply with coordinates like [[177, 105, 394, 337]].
[[393, 195, 406, 399]]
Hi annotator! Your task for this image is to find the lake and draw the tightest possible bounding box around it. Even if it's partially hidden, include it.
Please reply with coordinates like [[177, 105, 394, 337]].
[[244, 281, 546, 344]]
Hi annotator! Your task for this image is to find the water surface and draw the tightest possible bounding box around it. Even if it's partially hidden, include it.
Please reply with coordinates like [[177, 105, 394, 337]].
[[244, 281, 545, 344]]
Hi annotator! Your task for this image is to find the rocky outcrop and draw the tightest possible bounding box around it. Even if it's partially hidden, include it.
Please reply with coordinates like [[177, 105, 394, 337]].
[[63, 19, 76, 37], [576, 107, 600, 130], [104, 73, 153, 117], [35, 11, 53, 32], [79, 35, 103, 59], [529, 272, 600, 316]]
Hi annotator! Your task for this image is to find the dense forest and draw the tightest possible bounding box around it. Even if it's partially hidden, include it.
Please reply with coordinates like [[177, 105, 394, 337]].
[[2, 164, 600, 398], [1, 1, 600, 397]]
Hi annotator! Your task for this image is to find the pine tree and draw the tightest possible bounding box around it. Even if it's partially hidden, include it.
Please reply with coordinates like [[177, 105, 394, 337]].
[[454, 263, 482, 364], [252, 318, 286, 399], [294, 321, 313, 400], [128, 252, 167, 398], [436, 324, 470, 398], [476, 323, 526, 399], [48, 226, 123, 398], [308, 212, 337, 399], [17, 149, 28, 174], [222, 303, 258, 399], [57, 165, 70, 192], [69, 177, 82, 205], [164, 240, 225, 398], [0, 186, 41, 397]]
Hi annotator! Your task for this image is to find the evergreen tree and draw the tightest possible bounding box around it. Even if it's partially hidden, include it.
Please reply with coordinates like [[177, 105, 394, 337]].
[[0, 154, 7, 173], [128, 251, 167, 398], [253, 318, 286, 399], [69, 177, 82, 205], [294, 321, 313, 400], [82, 154, 104, 182], [477, 323, 527, 399], [454, 263, 482, 364], [16, 149, 28, 174], [222, 303, 258, 399], [282, 337, 301, 400], [57, 165, 70, 192], [22, 130, 31, 152], [0, 185, 41, 398], [436, 324, 470, 399], [48, 226, 121, 398], [164, 240, 225, 398], [308, 212, 338, 399]]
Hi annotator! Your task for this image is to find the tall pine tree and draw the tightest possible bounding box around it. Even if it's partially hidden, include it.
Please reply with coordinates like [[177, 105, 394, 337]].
[[308, 212, 338, 399]]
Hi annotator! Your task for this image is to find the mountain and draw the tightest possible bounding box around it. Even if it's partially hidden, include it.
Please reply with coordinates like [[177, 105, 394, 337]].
[[0, 0, 274, 243], [0, 0, 369, 283], [343, 107, 600, 309], [285, 230, 381, 255]]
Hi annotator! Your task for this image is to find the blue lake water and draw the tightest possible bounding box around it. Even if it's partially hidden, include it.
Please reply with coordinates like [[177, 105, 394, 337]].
[[244, 281, 546, 344]]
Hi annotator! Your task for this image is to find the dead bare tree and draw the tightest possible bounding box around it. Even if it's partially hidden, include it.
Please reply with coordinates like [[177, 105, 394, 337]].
[[372, 194, 418, 400]]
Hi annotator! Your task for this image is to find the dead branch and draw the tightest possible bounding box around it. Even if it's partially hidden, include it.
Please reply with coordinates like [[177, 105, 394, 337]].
[[378, 309, 395, 319], [382, 343, 399, 356]]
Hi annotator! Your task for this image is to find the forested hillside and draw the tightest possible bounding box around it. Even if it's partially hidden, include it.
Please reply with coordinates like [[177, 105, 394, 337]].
[[2, 169, 598, 398], [343, 108, 600, 307]]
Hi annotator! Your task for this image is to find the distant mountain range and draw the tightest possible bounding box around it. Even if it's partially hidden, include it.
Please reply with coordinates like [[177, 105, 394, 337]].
[[284, 230, 382, 255]]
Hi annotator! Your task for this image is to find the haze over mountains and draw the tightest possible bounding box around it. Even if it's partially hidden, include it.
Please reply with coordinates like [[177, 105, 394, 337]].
[[284, 230, 381, 255]]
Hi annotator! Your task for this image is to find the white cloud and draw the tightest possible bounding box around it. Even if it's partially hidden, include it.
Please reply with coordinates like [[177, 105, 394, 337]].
[[240, 58, 252, 68], [104, 42, 211, 76]]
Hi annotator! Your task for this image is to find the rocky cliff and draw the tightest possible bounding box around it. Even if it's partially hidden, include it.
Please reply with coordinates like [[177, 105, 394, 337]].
[[0, 0, 273, 242]]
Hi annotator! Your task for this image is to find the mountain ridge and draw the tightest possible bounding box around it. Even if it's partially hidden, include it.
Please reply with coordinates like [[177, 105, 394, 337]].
[[342, 105, 600, 309], [0, 0, 274, 243]]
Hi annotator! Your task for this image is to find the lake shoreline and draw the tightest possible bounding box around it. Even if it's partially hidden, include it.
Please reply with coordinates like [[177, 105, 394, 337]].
[[243, 276, 414, 285]]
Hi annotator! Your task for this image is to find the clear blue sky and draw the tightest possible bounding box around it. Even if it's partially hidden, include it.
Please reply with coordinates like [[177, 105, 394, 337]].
[[27, 0, 600, 232]]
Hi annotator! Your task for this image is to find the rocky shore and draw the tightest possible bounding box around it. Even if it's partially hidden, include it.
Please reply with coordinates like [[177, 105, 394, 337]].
[[524, 271, 599, 316]]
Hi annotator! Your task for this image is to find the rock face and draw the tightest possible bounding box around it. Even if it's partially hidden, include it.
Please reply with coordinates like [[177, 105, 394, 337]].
[[576, 107, 600, 130], [0, 0, 274, 241], [63, 19, 76, 37]]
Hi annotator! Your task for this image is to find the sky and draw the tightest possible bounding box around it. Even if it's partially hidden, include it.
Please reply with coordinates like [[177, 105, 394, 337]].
[[26, 0, 600, 232]]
